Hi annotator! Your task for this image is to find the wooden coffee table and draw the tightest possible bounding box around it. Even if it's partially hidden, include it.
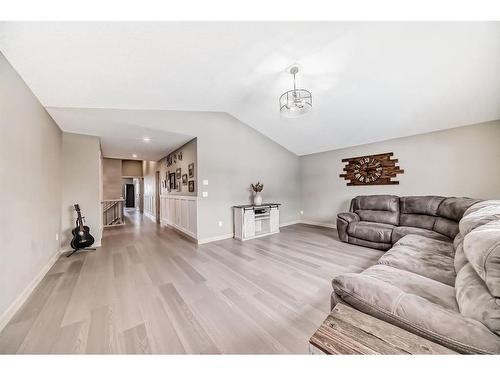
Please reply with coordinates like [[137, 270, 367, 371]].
[[309, 302, 457, 354]]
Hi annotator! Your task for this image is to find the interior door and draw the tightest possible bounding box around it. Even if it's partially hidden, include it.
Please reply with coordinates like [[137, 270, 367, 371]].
[[125, 184, 135, 207]]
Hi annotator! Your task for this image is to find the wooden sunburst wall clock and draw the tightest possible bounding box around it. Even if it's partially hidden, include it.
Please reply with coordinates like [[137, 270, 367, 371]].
[[339, 152, 404, 186]]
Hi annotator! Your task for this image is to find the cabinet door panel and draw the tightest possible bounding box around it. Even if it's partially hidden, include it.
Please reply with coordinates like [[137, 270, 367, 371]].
[[244, 211, 255, 238]]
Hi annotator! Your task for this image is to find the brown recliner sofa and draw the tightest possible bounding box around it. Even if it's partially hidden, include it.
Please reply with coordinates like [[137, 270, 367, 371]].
[[337, 195, 481, 250], [332, 198, 500, 354]]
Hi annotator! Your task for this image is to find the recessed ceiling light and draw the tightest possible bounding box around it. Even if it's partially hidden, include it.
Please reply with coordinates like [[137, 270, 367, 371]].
[[132, 154, 138, 158], [143, 137, 151, 142]]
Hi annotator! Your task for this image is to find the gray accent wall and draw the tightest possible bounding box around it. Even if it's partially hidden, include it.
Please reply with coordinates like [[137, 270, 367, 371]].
[[102, 158, 123, 200], [300, 120, 500, 227], [0, 52, 62, 324], [122, 160, 143, 177]]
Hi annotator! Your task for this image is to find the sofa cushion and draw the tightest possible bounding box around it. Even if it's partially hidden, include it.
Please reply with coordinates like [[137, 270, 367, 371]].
[[347, 221, 394, 243], [378, 237, 455, 286], [391, 226, 450, 243], [356, 210, 399, 226], [395, 234, 454, 256], [400, 196, 445, 216], [456, 263, 500, 335], [332, 269, 500, 354], [459, 201, 500, 238], [351, 195, 400, 226], [399, 214, 436, 230], [437, 197, 482, 222], [433, 217, 459, 239], [362, 265, 457, 309], [351, 195, 400, 212], [463, 219, 500, 297]]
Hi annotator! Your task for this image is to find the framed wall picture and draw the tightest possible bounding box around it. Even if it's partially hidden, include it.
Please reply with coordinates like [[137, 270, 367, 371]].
[[176, 181, 181, 192], [188, 163, 194, 178], [176, 168, 181, 179], [169, 172, 176, 189], [182, 174, 188, 185], [188, 180, 195, 193]]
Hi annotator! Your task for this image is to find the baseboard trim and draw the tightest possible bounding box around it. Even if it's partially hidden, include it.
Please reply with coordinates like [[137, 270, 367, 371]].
[[197, 233, 234, 245], [0, 249, 62, 332], [299, 220, 336, 229], [280, 220, 301, 227]]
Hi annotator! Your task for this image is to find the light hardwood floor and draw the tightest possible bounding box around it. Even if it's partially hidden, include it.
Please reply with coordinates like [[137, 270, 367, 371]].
[[0, 210, 383, 354]]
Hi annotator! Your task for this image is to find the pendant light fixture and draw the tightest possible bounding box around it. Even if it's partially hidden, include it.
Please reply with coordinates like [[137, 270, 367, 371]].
[[279, 65, 312, 118]]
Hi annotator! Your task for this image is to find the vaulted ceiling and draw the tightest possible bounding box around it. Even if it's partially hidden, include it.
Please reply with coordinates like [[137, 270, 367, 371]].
[[1, 21, 499, 156]]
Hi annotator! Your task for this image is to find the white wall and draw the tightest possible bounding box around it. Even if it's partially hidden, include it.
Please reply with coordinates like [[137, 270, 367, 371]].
[[0, 52, 62, 326], [300, 120, 500, 226], [142, 160, 158, 220], [61, 133, 102, 248]]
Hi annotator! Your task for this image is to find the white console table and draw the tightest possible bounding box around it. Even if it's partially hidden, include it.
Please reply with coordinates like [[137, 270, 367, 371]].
[[233, 203, 280, 241]]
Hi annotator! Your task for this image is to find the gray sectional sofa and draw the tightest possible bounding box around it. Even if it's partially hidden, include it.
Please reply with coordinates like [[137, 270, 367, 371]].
[[332, 197, 500, 354], [337, 195, 481, 250]]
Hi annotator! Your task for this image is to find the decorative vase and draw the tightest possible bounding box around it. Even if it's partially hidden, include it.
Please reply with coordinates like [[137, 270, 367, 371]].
[[253, 193, 263, 206]]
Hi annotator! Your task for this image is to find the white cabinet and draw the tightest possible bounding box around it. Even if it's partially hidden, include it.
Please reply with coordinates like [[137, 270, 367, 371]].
[[233, 204, 280, 241], [160, 195, 197, 239]]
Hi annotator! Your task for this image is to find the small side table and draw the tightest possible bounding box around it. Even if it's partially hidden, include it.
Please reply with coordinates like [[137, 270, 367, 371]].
[[309, 302, 456, 354]]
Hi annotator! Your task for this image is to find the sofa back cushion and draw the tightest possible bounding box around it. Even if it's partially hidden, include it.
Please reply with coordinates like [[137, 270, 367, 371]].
[[399, 196, 444, 230], [460, 200, 500, 237], [463, 219, 500, 298], [433, 197, 482, 238], [350, 195, 399, 226]]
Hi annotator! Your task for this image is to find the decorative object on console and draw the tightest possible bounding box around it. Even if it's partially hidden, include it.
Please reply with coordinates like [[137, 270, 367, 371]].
[[188, 163, 194, 178], [279, 65, 312, 118], [251, 182, 264, 206], [176, 168, 181, 179], [339, 152, 404, 186], [182, 174, 188, 185], [188, 180, 195, 193]]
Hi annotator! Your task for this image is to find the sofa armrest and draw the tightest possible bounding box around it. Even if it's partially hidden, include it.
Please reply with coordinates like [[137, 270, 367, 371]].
[[337, 212, 359, 242], [337, 212, 360, 223]]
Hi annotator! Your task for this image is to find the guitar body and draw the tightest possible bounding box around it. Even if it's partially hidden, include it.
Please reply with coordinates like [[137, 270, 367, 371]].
[[69, 204, 95, 254], [70, 225, 95, 250]]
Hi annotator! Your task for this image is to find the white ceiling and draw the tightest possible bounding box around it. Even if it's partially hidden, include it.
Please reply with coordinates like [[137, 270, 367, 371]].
[[1, 22, 500, 156], [63, 121, 194, 161]]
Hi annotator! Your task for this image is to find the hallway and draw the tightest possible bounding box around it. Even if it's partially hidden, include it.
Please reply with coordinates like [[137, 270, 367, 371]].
[[0, 211, 382, 354]]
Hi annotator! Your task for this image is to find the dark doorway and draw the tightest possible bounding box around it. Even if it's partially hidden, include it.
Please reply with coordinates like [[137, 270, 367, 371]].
[[125, 184, 135, 208]]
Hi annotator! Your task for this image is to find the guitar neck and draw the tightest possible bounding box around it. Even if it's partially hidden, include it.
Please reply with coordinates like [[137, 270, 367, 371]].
[[75, 207, 84, 230]]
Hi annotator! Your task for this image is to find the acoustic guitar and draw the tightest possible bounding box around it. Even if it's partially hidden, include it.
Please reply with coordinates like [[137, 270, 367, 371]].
[[69, 204, 95, 257]]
